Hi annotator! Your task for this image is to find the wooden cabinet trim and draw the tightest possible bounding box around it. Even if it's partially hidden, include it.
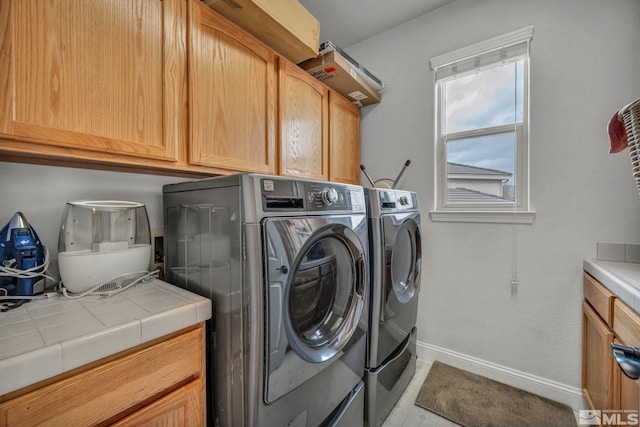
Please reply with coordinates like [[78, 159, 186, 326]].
[[0, 2, 13, 136]]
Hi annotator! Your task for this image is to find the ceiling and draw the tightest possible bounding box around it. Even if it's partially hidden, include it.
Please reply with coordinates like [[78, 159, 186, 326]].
[[298, 0, 455, 47]]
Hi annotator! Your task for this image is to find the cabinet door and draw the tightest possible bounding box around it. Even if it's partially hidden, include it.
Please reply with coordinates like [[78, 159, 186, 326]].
[[279, 59, 329, 180], [583, 301, 615, 411], [0, 0, 185, 162], [189, 1, 276, 174], [112, 379, 205, 427], [329, 91, 361, 184]]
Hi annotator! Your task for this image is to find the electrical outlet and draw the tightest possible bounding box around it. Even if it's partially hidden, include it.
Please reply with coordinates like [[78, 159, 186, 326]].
[[150, 228, 164, 277]]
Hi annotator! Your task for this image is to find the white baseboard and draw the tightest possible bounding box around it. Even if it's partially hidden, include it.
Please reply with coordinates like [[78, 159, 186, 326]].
[[417, 340, 587, 411]]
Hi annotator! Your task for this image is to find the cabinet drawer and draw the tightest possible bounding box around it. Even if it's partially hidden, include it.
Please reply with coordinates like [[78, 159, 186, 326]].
[[0, 325, 204, 427], [614, 299, 640, 346], [112, 378, 205, 427], [584, 272, 615, 327]]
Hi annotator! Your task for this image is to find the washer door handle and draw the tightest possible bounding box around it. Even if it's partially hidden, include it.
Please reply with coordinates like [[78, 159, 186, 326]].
[[355, 257, 365, 299]]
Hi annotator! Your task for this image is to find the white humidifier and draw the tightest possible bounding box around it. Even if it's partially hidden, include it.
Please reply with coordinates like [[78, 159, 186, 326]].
[[58, 201, 151, 293]]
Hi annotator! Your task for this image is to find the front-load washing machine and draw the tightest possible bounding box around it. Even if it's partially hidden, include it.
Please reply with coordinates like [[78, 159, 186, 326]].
[[364, 188, 422, 427], [163, 173, 369, 427]]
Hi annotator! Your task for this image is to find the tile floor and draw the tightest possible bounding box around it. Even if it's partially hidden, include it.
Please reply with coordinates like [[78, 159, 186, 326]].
[[381, 359, 580, 427], [382, 359, 458, 427]]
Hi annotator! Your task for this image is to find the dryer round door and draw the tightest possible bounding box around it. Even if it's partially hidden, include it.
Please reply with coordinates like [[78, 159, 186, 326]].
[[384, 213, 421, 305], [264, 217, 367, 365]]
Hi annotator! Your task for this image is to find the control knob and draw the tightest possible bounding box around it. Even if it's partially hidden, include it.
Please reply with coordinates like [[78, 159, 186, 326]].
[[321, 188, 339, 205]]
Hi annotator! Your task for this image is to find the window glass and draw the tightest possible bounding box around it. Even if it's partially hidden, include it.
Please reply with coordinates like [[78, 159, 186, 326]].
[[446, 133, 516, 203], [445, 61, 523, 134]]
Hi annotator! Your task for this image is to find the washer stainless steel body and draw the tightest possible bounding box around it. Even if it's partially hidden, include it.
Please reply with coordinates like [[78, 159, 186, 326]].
[[364, 188, 421, 427], [163, 173, 368, 427]]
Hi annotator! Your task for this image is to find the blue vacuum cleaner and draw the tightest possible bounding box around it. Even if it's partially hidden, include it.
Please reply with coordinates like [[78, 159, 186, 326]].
[[0, 212, 47, 297]]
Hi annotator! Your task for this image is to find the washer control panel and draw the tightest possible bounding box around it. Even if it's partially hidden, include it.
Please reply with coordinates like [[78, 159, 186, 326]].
[[321, 187, 339, 205], [260, 177, 365, 212], [305, 182, 364, 211]]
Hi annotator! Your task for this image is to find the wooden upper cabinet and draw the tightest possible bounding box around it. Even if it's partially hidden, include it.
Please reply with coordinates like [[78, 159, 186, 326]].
[[329, 91, 361, 184], [0, 0, 186, 162], [188, 1, 276, 174], [278, 59, 329, 180]]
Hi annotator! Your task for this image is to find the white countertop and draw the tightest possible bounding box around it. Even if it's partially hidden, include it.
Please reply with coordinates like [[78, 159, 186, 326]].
[[583, 258, 640, 314], [0, 279, 211, 396]]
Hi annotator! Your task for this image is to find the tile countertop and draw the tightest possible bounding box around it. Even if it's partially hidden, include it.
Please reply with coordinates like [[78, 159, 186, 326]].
[[583, 242, 640, 314], [584, 259, 640, 314], [0, 279, 211, 396]]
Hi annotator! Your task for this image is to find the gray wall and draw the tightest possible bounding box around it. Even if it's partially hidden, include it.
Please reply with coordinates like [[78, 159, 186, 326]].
[[0, 162, 186, 262], [347, 0, 640, 402]]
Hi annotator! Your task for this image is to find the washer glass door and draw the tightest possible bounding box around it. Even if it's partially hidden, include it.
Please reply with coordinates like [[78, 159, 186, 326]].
[[264, 216, 367, 402], [288, 233, 361, 360]]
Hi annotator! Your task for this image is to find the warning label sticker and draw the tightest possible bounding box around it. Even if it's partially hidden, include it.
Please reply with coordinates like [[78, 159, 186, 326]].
[[310, 68, 339, 82], [348, 91, 368, 101]]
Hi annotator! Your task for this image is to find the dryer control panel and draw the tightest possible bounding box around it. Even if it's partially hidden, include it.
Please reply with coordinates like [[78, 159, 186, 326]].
[[376, 189, 419, 211]]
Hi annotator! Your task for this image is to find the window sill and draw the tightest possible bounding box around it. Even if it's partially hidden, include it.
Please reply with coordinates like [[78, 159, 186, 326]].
[[429, 210, 536, 224]]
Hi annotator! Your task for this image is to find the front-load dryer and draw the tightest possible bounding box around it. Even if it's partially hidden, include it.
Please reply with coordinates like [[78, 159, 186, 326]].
[[163, 174, 368, 427], [364, 188, 422, 427]]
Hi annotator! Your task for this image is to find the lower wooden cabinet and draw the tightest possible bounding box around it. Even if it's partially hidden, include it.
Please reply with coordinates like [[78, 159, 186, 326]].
[[0, 324, 206, 427], [613, 299, 640, 413], [583, 272, 640, 416]]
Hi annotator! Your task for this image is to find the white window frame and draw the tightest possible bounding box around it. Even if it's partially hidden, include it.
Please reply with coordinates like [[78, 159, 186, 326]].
[[430, 26, 535, 224]]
